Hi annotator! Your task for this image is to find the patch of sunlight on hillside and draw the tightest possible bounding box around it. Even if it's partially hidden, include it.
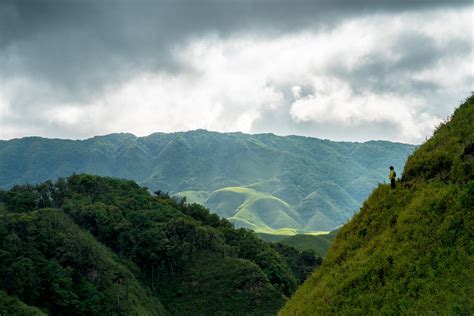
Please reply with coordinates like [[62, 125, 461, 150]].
[[304, 231, 331, 236]]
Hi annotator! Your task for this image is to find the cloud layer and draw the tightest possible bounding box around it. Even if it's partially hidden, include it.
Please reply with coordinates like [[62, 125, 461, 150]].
[[0, 1, 472, 143]]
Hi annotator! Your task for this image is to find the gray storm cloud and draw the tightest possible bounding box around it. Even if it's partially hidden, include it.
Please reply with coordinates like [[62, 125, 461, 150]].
[[0, 0, 472, 142], [1, 0, 471, 94]]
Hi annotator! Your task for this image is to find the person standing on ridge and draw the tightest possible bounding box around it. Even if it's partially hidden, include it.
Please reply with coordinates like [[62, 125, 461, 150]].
[[389, 166, 396, 189]]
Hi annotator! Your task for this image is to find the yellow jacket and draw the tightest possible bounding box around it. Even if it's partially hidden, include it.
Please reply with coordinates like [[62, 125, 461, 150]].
[[389, 170, 396, 180]]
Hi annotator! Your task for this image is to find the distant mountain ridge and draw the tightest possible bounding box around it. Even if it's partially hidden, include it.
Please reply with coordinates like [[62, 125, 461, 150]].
[[0, 131, 415, 232]]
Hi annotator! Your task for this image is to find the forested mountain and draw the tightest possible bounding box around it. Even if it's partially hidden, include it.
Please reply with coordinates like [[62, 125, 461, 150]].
[[0, 174, 319, 315], [0, 132, 414, 232], [280, 96, 474, 314]]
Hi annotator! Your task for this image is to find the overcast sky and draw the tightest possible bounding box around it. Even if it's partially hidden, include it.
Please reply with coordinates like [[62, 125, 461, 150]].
[[0, 0, 472, 144]]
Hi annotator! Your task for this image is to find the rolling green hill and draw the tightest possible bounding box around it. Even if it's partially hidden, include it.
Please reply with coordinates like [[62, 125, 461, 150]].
[[256, 232, 291, 243], [0, 174, 320, 315], [279, 235, 332, 258], [0, 131, 414, 233], [206, 187, 302, 234], [280, 96, 474, 314], [256, 228, 340, 258]]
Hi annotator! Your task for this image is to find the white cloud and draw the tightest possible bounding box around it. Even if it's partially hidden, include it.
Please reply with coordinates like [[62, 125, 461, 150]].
[[0, 6, 472, 143], [291, 86, 302, 99], [288, 78, 439, 141]]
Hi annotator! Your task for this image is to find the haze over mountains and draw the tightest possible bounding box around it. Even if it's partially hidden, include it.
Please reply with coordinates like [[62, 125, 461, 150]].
[[0, 131, 414, 232]]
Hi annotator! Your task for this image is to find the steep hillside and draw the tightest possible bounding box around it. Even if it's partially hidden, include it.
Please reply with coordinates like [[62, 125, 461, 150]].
[[281, 96, 474, 314], [0, 175, 319, 315], [0, 132, 414, 232]]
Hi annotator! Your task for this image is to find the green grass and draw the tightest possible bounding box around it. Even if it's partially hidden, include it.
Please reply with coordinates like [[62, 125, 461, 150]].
[[304, 231, 331, 236], [254, 227, 299, 235], [256, 233, 291, 243], [207, 186, 304, 232], [280, 95, 474, 315], [206, 186, 359, 234], [279, 235, 331, 257], [256, 228, 340, 257]]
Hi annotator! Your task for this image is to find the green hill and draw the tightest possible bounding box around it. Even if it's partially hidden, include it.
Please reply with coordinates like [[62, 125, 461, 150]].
[[280, 96, 474, 314], [0, 132, 415, 233], [279, 235, 332, 258], [256, 232, 291, 243], [256, 228, 341, 257], [0, 174, 320, 315], [322, 227, 341, 241], [206, 187, 302, 233]]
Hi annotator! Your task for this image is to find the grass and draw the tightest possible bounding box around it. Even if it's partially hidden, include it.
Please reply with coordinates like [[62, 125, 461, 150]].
[[279, 235, 331, 257], [255, 233, 291, 243], [207, 187, 304, 232], [304, 231, 331, 236], [256, 229, 340, 257], [254, 227, 299, 235], [280, 95, 474, 315]]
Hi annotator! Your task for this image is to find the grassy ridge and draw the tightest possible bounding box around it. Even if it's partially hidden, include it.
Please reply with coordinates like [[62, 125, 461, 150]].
[[280, 96, 474, 314], [206, 187, 303, 233]]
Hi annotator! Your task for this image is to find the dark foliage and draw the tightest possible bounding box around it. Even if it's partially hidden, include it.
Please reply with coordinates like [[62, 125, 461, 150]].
[[0, 174, 316, 315]]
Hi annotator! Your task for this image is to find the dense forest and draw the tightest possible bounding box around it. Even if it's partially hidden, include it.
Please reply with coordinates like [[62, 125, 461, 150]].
[[0, 131, 414, 232], [0, 174, 320, 315], [281, 96, 474, 314]]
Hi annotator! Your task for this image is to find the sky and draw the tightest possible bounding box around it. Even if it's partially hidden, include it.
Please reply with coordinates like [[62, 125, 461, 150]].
[[0, 0, 472, 144]]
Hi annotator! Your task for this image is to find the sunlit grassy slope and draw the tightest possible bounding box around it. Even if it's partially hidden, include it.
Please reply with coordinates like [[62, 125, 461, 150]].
[[206, 187, 302, 233], [280, 96, 474, 315]]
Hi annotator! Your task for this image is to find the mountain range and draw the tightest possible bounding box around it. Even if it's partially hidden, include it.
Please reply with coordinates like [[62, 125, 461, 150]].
[[0, 131, 415, 233]]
